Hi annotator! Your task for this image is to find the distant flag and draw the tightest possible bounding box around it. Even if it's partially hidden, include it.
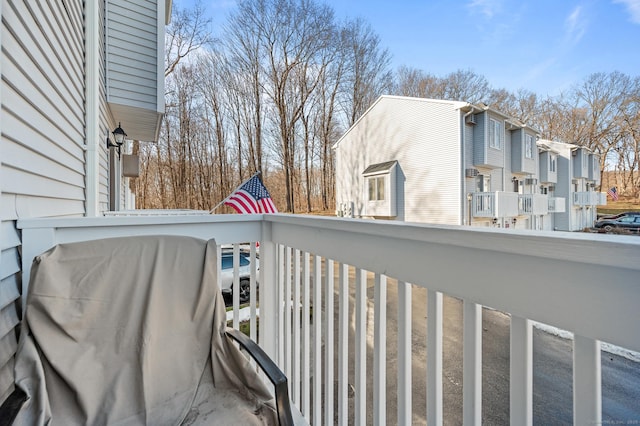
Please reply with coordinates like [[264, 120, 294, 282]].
[[607, 186, 619, 201], [216, 173, 277, 214]]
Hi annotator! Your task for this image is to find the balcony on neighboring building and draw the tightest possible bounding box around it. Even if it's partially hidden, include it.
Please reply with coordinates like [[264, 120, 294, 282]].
[[471, 191, 519, 218], [518, 194, 549, 215], [573, 191, 607, 207], [548, 197, 567, 213]]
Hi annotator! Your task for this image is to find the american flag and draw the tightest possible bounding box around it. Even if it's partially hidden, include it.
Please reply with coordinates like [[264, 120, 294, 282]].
[[607, 186, 619, 201], [223, 174, 277, 214]]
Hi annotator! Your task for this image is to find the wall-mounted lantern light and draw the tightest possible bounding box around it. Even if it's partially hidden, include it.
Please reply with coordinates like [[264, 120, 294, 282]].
[[106, 122, 127, 157]]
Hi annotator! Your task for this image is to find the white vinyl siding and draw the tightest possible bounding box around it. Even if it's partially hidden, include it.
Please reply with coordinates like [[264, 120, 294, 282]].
[[98, 0, 111, 211], [0, 222, 21, 403], [1, 0, 86, 219], [106, 0, 165, 142], [334, 97, 463, 224], [1, 0, 85, 404]]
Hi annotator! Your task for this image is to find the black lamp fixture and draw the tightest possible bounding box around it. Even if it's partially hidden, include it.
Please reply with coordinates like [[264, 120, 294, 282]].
[[106, 122, 127, 157]]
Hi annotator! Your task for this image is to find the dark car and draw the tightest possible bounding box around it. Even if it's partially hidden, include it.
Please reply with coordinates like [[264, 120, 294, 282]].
[[598, 211, 640, 220], [220, 249, 259, 303], [594, 213, 640, 233]]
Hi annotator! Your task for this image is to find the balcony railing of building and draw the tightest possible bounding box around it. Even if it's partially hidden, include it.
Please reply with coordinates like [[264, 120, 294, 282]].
[[548, 196, 567, 213], [471, 191, 519, 218], [16, 214, 640, 425], [573, 191, 607, 207], [518, 194, 549, 215]]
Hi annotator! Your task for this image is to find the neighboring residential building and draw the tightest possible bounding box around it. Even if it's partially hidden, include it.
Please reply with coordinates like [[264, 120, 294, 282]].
[[538, 140, 605, 231], [334, 96, 545, 230], [0, 0, 170, 404]]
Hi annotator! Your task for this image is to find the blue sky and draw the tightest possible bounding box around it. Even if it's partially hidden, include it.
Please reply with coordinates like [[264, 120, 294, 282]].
[[180, 0, 640, 97]]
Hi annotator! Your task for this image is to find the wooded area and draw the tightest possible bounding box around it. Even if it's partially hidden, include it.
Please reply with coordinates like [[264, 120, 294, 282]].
[[135, 0, 640, 213]]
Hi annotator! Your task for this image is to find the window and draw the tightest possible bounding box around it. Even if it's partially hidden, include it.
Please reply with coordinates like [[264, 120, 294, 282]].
[[368, 176, 385, 201], [489, 118, 503, 150], [525, 134, 534, 159], [549, 155, 557, 172], [476, 175, 491, 192]]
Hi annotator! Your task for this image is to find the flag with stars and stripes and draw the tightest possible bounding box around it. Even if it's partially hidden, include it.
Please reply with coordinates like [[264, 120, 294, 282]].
[[607, 186, 619, 201], [223, 173, 277, 214]]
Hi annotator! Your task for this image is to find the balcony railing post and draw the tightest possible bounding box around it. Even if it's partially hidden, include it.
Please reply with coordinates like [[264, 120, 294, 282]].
[[338, 263, 349, 426], [510, 316, 532, 425], [574, 335, 602, 426], [397, 281, 412, 426], [463, 300, 482, 426], [373, 274, 387, 426], [427, 290, 443, 426], [259, 220, 278, 364], [324, 258, 335, 425], [355, 268, 368, 425]]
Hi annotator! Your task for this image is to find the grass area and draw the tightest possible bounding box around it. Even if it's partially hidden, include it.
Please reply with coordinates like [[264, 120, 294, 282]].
[[598, 198, 640, 216]]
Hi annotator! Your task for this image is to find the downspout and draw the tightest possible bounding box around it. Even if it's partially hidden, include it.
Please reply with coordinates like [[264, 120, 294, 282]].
[[84, 1, 100, 216], [461, 104, 478, 226]]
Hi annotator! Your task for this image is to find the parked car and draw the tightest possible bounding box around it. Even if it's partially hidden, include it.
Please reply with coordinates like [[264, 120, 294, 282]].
[[594, 213, 640, 233], [598, 211, 640, 220], [220, 249, 259, 303]]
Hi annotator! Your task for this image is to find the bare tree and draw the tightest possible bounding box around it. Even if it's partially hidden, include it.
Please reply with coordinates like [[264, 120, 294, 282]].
[[165, 1, 213, 77], [341, 18, 393, 126]]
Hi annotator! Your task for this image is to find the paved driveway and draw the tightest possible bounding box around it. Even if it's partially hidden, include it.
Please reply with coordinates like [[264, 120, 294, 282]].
[[331, 274, 640, 425]]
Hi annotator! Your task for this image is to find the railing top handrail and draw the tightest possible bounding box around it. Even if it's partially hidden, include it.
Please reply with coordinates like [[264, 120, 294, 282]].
[[17, 213, 264, 229], [264, 214, 640, 271]]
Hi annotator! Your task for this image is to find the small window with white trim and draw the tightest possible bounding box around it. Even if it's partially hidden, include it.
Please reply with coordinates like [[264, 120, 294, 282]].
[[489, 118, 503, 150], [368, 176, 385, 201], [525, 134, 534, 159], [362, 160, 398, 217]]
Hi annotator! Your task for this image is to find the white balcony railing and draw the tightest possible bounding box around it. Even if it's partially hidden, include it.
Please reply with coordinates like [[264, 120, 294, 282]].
[[548, 196, 566, 213], [573, 191, 607, 206], [17, 214, 640, 425], [518, 194, 549, 215], [471, 191, 519, 218]]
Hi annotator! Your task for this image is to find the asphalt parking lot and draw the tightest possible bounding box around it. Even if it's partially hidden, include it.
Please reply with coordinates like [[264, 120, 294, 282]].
[[334, 276, 640, 425]]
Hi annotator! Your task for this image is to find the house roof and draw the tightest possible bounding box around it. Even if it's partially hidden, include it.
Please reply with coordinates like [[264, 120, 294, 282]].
[[363, 160, 397, 175], [332, 95, 540, 150]]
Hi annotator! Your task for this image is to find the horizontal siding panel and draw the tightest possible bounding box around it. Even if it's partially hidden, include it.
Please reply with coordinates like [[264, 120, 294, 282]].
[[1, 194, 82, 221], [108, 73, 157, 95], [0, 249, 20, 285], [108, 87, 157, 109], [4, 1, 84, 113], [0, 304, 19, 343], [112, 0, 157, 21], [2, 139, 85, 188], [0, 332, 18, 374], [106, 0, 160, 115], [13, 195, 85, 219], [1, 50, 84, 141], [2, 166, 84, 199], [109, 20, 156, 43], [28, 1, 84, 82], [1, 112, 84, 171], [0, 222, 20, 252], [0, 275, 20, 313], [109, 60, 157, 81]]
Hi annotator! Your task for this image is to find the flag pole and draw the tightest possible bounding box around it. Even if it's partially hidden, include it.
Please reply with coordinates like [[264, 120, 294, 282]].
[[209, 171, 261, 214]]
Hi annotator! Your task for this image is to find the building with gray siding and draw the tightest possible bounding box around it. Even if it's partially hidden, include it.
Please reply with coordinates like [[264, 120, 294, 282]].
[[0, 0, 170, 404]]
